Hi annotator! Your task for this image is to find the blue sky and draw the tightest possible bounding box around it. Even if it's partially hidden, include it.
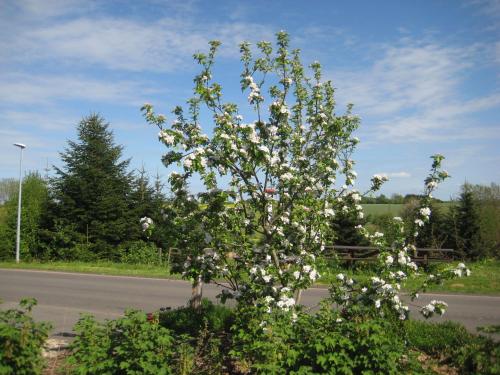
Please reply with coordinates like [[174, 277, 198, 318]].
[[1, 0, 499, 199]]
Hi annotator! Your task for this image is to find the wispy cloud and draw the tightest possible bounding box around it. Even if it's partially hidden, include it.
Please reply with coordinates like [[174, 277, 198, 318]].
[[330, 39, 500, 143], [0, 73, 159, 106], [2, 13, 273, 72]]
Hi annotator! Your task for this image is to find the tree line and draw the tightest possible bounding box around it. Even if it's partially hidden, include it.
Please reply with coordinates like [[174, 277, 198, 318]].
[[0, 114, 498, 262], [367, 184, 500, 260], [0, 114, 171, 262]]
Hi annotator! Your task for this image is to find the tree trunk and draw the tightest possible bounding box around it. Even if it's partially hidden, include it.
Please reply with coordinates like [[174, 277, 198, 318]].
[[294, 288, 302, 305], [190, 275, 203, 309]]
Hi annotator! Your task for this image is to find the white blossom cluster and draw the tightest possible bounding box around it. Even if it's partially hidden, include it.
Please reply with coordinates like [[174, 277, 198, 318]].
[[421, 300, 448, 318], [140, 217, 153, 231]]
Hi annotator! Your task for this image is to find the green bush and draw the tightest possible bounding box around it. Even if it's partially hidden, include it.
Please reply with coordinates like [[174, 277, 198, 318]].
[[229, 304, 412, 374], [456, 334, 500, 375], [405, 319, 471, 356], [0, 298, 52, 375], [406, 319, 500, 374], [159, 298, 233, 337], [68, 310, 176, 374], [120, 241, 162, 266]]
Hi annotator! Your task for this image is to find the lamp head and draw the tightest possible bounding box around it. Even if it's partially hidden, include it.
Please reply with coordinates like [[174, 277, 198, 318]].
[[13, 143, 26, 149]]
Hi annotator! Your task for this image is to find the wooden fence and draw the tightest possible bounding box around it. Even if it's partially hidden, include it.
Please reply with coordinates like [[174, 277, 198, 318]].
[[164, 245, 455, 267]]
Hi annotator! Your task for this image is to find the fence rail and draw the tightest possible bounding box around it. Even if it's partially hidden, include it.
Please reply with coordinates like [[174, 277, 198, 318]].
[[323, 245, 455, 265], [165, 245, 455, 267]]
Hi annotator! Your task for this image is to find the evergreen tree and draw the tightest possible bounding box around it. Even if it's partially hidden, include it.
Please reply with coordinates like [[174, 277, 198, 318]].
[[47, 114, 135, 259], [450, 185, 482, 259], [329, 211, 369, 246]]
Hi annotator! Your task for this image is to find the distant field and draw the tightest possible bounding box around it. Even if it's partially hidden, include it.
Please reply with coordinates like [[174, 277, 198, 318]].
[[362, 202, 455, 217]]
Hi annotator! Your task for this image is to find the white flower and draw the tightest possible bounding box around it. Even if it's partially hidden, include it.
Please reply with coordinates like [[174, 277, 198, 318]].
[[293, 271, 301, 279], [248, 131, 260, 144], [415, 219, 425, 227], [281, 172, 293, 181], [140, 217, 153, 231], [427, 180, 438, 189], [309, 269, 319, 281], [263, 275, 272, 283], [324, 208, 335, 217], [264, 295, 274, 304], [336, 273, 345, 281], [375, 299, 381, 309], [385, 255, 394, 265], [419, 207, 431, 217], [258, 145, 270, 154], [158, 130, 175, 145]]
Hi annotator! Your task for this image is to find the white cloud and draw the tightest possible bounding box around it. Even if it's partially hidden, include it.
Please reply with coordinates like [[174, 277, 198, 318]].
[[0, 73, 158, 105], [0, 110, 75, 131], [2, 14, 273, 72], [330, 39, 500, 143]]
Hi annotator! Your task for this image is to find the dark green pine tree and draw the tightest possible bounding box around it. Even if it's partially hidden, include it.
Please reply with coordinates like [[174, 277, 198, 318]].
[[450, 185, 482, 260], [329, 211, 369, 246], [49, 114, 135, 259]]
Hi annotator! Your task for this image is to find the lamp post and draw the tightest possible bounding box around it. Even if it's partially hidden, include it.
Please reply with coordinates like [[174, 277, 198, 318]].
[[14, 143, 26, 263]]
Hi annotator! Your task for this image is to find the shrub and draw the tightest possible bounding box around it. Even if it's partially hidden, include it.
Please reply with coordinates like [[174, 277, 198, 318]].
[[406, 319, 500, 374], [229, 304, 413, 374], [68, 310, 175, 374], [405, 319, 471, 356], [120, 240, 162, 266], [159, 299, 233, 337], [456, 334, 500, 375], [0, 298, 52, 375]]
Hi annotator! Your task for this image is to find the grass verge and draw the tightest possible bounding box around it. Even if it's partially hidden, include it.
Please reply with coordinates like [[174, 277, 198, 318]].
[[318, 258, 500, 295], [0, 260, 181, 280]]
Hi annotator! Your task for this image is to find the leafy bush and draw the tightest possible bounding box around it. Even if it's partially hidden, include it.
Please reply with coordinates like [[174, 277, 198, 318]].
[[229, 304, 412, 374], [159, 298, 233, 337], [406, 319, 500, 374], [456, 334, 500, 375], [0, 298, 52, 375], [120, 240, 162, 266], [405, 319, 471, 356], [68, 310, 175, 374]]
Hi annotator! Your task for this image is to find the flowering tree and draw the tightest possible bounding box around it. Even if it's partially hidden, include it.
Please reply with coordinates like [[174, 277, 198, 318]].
[[142, 32, 469, 317], [332, 154, 470, 321]]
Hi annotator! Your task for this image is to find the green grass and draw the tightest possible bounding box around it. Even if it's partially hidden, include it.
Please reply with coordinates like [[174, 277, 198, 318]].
[[0, 260, 181, 279], [405, 259, 500, 294], [318, 259, 500, 295]]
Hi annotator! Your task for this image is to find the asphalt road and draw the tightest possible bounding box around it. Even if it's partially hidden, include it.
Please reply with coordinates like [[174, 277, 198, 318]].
[[1, 268, 499, 337]]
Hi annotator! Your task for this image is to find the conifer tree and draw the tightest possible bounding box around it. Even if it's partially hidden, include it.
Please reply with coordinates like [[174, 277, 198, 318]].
[[450, 184, 482, 259], [48, 114, 134, 258]]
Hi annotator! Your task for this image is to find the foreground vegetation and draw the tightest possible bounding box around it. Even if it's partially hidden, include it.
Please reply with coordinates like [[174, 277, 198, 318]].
[[1, 298, 499, 374]]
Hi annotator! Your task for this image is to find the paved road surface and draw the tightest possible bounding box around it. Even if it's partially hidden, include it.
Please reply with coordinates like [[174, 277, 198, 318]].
[[1, 268, 499, 336]]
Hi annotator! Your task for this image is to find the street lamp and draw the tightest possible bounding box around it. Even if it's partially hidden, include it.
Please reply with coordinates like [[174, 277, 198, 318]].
[[13, 143, 26, 263]]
